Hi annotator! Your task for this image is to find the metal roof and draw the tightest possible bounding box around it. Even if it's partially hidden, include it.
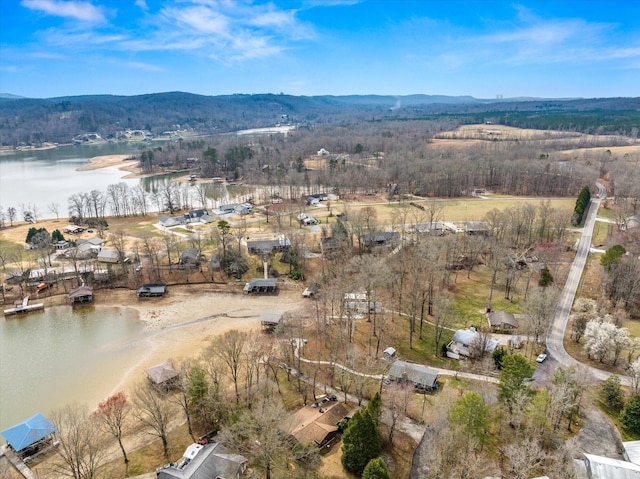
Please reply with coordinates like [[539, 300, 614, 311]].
[[259, 311, 283, 325], [1, 413, 56, 452], [585, 453, 640, 479], [387, 360, 438, 388], [624, 441, 640, 466]]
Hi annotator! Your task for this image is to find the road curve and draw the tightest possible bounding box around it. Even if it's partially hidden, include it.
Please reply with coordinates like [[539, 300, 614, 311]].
[[545, 182, 632, 385]]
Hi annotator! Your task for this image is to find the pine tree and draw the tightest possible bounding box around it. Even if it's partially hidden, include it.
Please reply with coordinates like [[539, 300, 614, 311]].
[[620, 394, 640, 433], [362, 457, 390, 479], [341, 409, 381, 476], [367, 392, 383, 426], [499, 353, 534, 413], [538, 266, 554, 287], [600, 374, 625, 411]]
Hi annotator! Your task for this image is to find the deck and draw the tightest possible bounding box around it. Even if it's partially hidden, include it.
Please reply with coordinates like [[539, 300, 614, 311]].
[[3, 297, 45, 316]]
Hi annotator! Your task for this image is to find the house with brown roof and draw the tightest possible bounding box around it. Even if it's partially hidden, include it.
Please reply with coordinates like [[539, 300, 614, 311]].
[[68, 285, 93, 305], [145, 361, 180, 390], [281, 401, 355, 448], [487, 311, 518, 330]]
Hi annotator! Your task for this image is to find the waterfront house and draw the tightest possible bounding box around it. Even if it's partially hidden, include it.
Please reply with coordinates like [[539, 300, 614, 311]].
[[156, 442, 247, 479], [68, 285, 93, 305], [145, 361, 180, 390]]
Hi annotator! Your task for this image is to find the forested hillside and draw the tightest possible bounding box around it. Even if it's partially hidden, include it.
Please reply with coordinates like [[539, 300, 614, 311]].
[[0, 92, 638, 146]]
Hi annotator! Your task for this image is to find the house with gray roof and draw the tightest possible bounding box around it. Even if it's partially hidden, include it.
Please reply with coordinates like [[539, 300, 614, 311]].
[[487, 311, 518, 330], [247, 237, 291, 255], [97, 249, 119, 263], [359, 231, 401, 249], [243, 278, 277, 294], [447, 328, 499, 359], [584, 453, 640, 479], [156, 442, 247, 479], [387, 360, 438, 391]]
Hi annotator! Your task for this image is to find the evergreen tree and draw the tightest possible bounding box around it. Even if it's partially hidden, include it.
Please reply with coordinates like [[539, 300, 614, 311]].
[[362, 457, 390, 479], [341, 409, 380, 476], [367, 392, 383, 426], [600, 374, 625, 411], [449, 391, 490, 452], [538, 266, 554, 287], [600, 245, 626, 271], [620, 394, 640, 433], [498, 353, 534, 413]]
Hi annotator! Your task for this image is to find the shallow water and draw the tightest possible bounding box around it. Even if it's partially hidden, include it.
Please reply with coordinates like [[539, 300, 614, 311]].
[[0, 305, 144, 430]]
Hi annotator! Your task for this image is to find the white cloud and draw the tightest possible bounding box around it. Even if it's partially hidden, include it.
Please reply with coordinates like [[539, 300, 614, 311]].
[[21, 0, 106, 22], [135, 0, 148, 11], [114, 60, 163, 72]]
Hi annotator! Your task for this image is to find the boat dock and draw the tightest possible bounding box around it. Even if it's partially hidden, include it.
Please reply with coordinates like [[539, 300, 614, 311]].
[[0, 445, 37, 479], [3, 297, 45, 316]]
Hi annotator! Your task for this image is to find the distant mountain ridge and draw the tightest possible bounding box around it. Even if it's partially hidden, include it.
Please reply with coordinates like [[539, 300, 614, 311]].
[[0, 91, 638, 146]]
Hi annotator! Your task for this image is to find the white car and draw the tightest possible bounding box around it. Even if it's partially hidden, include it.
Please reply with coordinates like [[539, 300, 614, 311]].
[[536, 353, 548, 363]]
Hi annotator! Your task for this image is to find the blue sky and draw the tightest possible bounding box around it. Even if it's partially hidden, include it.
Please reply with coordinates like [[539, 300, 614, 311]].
[[1, 0, 639, 99]]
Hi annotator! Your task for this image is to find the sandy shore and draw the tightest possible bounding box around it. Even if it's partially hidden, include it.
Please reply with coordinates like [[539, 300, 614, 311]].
[[75, 154, 143, 178], [92, 285, 305, 403]]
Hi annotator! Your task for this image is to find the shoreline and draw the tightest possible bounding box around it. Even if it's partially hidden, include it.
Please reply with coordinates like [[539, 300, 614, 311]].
[[75, 154, 144, 178]]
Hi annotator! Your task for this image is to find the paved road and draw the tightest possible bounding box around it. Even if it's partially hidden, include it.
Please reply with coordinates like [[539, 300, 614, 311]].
[[543, 182, 632, 386]]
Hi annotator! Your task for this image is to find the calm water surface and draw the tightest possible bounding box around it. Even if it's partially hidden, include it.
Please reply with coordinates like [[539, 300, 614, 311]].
[[0, 306, 144, 430], [0, 143, 143, 219]]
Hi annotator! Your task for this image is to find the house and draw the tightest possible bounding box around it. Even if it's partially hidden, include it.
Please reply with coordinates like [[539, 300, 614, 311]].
[[386, 360, 438, 391], [281, 401, 355, 448], [260, 311, 283, 331], [487, 311, 518, 330], [219, 204, 241, 215], [157, 442, 247, 479], [584, 453, 640, 478], [68, 285, 93, 305], [145, 361, 180, 390], [54, 240, 69, 250], [97, 249, 119, 263], [243, 278, 277, 294], [73, 242, 95, 259], [137, 283, 167, 297], [317, 148, 330, 156], [247, 237, 291, 255], [464, 221, 489, 235], [344, 300, 382, 314], [382, 347, 397, 361], [180, 248, 202, 266], [1, 413, 56, 458], [159, 215, 186, 228], [297, 214, 318, 226], [412, 222, 448, 236], [184, 209, 208, 222], [359, 231, 401, 249], [64, 225, 83, 234], [86, 237, 106, 249], [447, 328, 499, 359]]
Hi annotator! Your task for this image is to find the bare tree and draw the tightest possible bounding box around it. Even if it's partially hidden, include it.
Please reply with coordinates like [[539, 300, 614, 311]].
[[50, 403, 107, 479], [94, 392, 131, 468], [132, 382, 173, 460], [212, 329, 246, 404]]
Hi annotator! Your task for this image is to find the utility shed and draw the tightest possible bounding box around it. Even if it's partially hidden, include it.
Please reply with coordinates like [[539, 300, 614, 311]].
[[584, 453, 640, 478], [1, 413, 56, 455], [387, 360, 438, 391]]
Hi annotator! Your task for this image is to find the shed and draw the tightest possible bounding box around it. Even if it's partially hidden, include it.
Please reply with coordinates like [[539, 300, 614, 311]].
[[382, 347, 397, 361], [68, 285, 93, 305], [157, 442, 247, 479], [584, 453, 640, 478], [137, 283, 167, 297], [487, 311, 518, 330], [1, 413, 56, 454], [387, 360, 438, 391], [145, 361, 180, 389], [260, 311, 284, 331]]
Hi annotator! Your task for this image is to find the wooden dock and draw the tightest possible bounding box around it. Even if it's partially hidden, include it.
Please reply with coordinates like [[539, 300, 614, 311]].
[[0, 445, 37, 479], [3, 296, 45, 316]]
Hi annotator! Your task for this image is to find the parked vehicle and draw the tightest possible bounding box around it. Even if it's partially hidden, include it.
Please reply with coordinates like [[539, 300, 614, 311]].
[[536, 353, 547, 363]]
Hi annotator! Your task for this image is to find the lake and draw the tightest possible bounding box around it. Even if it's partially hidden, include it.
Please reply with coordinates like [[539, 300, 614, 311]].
[[0, 306, 145, 431], [0, 143, 143, 220]]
